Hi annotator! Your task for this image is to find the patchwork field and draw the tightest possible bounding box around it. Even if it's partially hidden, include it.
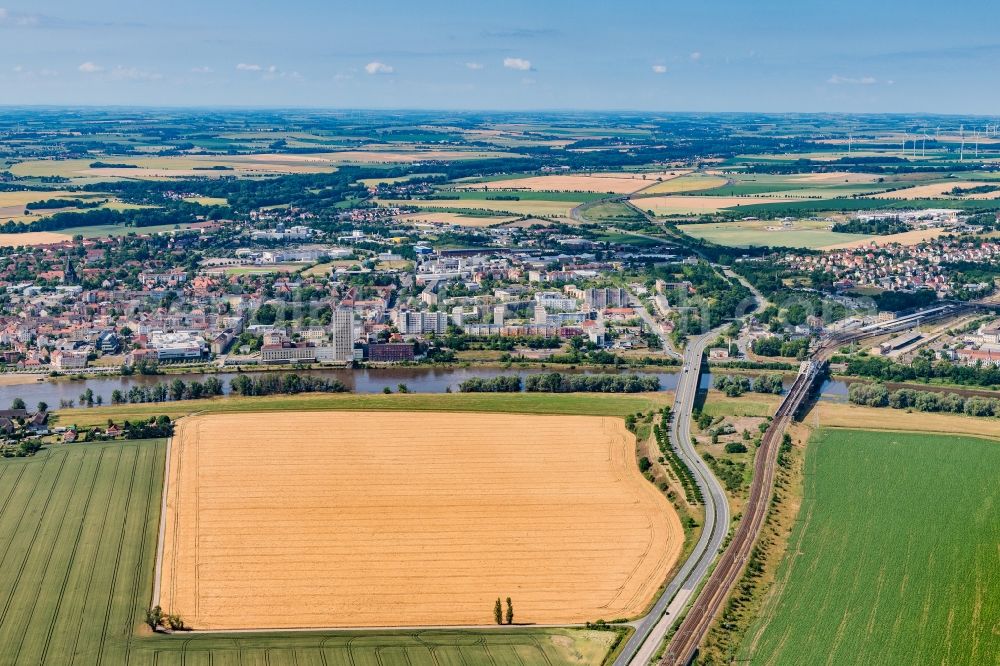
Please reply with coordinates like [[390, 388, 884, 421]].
[[635, 195, 799, 216], [462, 171, 683, 194], [0, 438, 625, 665], [739, 429, 999, 665], [158, 410, 681, 630], [634, 172, 728, 195], [10, 150, 516, 182], [379, 197, 583, 218]]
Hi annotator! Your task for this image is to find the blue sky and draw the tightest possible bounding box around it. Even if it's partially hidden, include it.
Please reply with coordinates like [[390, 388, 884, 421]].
[[1, 0, 998, 113]]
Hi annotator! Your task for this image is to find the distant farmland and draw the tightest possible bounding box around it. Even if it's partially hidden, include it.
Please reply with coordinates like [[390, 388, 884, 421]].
[[0, 437, 629, 665], [739, 429, 1000, 665]]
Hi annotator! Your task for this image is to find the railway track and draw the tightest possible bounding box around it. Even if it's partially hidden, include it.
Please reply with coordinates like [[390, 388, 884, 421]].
[[660, 363, 818, 665]]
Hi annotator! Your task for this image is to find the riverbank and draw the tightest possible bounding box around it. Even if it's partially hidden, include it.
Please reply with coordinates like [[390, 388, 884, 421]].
[[53, 390, 674, 429]]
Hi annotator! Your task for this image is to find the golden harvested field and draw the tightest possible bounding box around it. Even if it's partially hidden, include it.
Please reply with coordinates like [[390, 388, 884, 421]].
[[459, 171, 685, 194], [634, 172, 727, 195], [810, 402, 1000, 440], [818, 226, 949, 250], [0, 231, 72, 247], [635, 195, 798, 215], [873, 181, 1000, 199], [158, 411, 681, 630], [398, 211, 519, 227]]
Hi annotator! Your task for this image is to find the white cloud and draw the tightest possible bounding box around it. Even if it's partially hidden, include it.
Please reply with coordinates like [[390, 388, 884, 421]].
[[652, 64, 668, 74], [78, 61, 103, 74], [0, 9, 8, 21], [689, 51, 702, 61], [191, 66, 213, 74], [827, 74, 877, 85], [503, 57, 532, 71], [466, 62, 484, 70], [236, 63, 262, 72], [365, 61, 394, 75]]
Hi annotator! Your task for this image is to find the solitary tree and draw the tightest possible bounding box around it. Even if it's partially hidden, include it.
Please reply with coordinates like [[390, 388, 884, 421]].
[[36, 401, 48, 413], [11, 397, 25, 411], [505, 597, 514, 625], [494, 597, 503, 625]]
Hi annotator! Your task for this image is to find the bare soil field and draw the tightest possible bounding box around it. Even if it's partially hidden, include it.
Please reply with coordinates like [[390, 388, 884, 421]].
[[460, 171, 685, 194], [158, 410, 682, 630], [818, 226, 949, 250]]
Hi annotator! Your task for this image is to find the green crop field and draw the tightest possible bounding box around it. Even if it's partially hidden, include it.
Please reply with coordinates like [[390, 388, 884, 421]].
[[739, 429, 1000, 665], [0, 437, 624, 665]]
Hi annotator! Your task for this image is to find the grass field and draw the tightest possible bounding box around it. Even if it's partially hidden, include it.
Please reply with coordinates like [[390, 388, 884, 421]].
[[676, 220, 869, 249], [159, 411, 681, 629], [0, 438, 623, 664], [55, 391, 671, 432], [739, 429, 1000, 665], [579, 201, 646, 223]]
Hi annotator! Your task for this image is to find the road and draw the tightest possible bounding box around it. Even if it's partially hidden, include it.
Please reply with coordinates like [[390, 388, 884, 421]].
[[613, 264, 765, 666], [627, 286, 682, 361], [613, 329, 732, 666]]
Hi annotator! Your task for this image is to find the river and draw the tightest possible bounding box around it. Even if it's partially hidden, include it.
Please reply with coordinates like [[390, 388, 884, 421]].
[[0, 366, 861, 410]]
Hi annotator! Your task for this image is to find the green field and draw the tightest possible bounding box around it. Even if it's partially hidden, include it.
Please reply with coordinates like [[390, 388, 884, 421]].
[[0, 437, 624, 665], [739, 429, 1000, 665], [56, 390, 669, 429], [677, 221, 869, 249], [579, 201, 646, 223]]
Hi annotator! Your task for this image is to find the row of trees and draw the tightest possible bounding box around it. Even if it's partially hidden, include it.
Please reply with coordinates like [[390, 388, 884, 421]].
[[229, 373, 348, 396], [109, 378, 225, 405], [458, 376, 523, 393], [653, 408, 702, 504], [844, 353, 1000, 388], [524, 373, 659, 393], [713, 374, 784, 397], [848, 382, 1000, 417]]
